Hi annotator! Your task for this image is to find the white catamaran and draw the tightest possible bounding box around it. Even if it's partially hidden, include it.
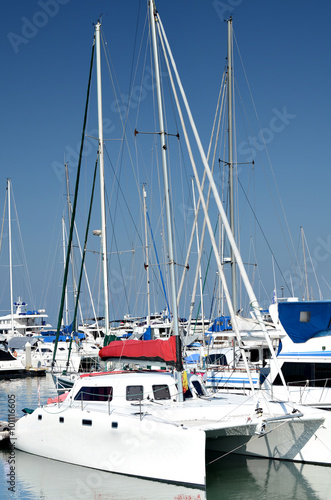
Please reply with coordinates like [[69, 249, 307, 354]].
[[13, 3, 331, 490]]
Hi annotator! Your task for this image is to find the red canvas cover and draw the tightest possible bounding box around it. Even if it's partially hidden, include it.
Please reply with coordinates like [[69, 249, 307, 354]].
[[99, 336, 177, 365]]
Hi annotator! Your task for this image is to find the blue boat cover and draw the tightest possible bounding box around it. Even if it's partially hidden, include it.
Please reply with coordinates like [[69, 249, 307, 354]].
[[208, 316, 232, 332], [185, 353, 200, 364], [278, 300, 331, 343], [143, 326, 152, 340]]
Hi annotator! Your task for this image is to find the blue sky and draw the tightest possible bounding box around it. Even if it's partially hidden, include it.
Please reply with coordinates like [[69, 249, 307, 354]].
[[1, 0, 331, 326]]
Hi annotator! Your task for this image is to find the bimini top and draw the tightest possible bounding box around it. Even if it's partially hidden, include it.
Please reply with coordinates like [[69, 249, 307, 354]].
[[278, 300, 331, 343], [99, 336, 178, 366]]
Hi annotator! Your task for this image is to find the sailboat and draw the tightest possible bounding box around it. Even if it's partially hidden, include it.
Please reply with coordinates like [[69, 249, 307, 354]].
[[13, 3, 331, 489], [0, 180, 52, 341]]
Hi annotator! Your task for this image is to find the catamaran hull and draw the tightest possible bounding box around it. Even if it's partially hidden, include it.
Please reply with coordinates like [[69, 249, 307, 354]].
[[206, 413, 331, 464], [15, 406, 206, 488]]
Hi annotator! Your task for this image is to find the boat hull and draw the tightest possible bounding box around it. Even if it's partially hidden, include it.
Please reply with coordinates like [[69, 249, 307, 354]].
[[15, 405, 206, 488], [206, 410, 331, 465]]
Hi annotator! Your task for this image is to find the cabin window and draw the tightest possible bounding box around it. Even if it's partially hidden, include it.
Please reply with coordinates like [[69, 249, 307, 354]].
[[206, 353, 227, 366], [300, 311, 311, 323], [38, 414, 42, 421], [192, 380, 205, 396], [82, 419, 92, 426], [59, 417, 64, 423], [126, 385, 143, 401], [74, 386, 113, 402], [250, 349, 260, 363], [111, 422, 118, 428], [152, 384, 171, 400]]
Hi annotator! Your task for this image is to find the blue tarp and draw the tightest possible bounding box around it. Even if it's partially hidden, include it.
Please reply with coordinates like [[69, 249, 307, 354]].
[[40, 331, 85, 342], [143, 326, 152, 340], [185, 353, 200, 364], [278, 300, 331, 343], [208, 316, 232, 333]]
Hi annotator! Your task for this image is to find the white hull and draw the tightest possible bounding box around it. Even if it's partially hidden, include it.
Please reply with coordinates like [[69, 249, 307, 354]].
[[207, 402, 331, 464], [14, 370, 331, 488], [15, 405, 206, 487]]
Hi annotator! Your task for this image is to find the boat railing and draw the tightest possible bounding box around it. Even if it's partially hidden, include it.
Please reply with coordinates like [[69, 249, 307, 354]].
[[286, 378, 331, 404]]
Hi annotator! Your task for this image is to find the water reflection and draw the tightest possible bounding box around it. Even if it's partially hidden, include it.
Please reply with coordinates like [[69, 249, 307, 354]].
[[0, 448, 205, 500], [206, 453, 330, 500]]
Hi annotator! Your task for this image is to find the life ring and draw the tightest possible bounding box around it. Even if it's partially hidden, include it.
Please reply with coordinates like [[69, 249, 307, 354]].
[[13, 351, 17, 357]]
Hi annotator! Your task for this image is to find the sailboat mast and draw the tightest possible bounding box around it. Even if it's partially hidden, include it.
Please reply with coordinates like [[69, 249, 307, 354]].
[[149, 1, 183, 396], [95, 21, 110, 336], [191, 178, 205, 342], [227, 17, 237, 313], [64, 162, 78, 319], [7, 179, 14, 333], [61, 216, 69, 326], [143, 185, 151, 328], [301, 226, 310, 300]]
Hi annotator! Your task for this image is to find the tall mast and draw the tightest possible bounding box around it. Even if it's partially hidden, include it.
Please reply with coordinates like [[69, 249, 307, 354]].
[[64, 162, 78, 319], [95, 21, 110, 335], [191, 178, 205, 342], [227, 17, 237, 313], [143, 185, 151, 327], [149, 1, 183, 398], [7, 179, 14, 334], [61, 216, 69, 326], [301, 226, 310, 300]]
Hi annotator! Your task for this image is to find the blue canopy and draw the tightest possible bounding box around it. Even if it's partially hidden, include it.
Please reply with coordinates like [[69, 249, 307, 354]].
[[278, 300, 331, 343], [208, 316, 231, 333]]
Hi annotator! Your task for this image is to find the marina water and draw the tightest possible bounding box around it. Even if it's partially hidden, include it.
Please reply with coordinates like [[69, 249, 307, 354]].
[[0, 375, 330, 499]]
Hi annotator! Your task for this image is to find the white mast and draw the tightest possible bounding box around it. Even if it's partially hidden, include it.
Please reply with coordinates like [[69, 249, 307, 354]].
[[95, 21, 109, 335], [7, 179, 14, 334], [227, 17, 237, 313], [191, 178, 205, 342], [149, 1, 183, 398], [143, 185, 151, 328]]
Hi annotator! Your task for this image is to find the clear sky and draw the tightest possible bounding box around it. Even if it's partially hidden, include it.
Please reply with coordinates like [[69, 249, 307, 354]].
[[1, 0, 331, 327]]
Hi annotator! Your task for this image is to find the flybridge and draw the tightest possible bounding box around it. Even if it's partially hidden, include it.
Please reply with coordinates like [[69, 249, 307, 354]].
[[278, 300, 331, 343]]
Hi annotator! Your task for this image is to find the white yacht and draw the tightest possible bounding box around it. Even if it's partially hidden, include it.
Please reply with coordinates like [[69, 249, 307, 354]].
[[0, 298, 51, 340], [263, 299, 331, 408]]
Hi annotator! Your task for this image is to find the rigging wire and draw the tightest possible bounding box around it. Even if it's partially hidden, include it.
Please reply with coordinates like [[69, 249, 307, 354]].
[[233, 29, 302, 292], [237, 176, 291, 296]]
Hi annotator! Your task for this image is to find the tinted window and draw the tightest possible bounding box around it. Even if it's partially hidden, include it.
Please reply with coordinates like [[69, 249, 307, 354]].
[[152, 384, 171, 400], [126, 385, 143, 401], [74, 386, 113, 401]]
